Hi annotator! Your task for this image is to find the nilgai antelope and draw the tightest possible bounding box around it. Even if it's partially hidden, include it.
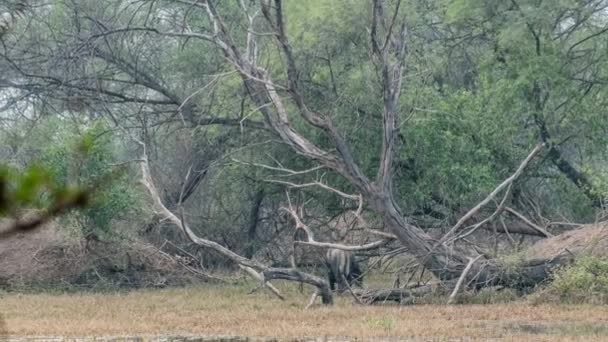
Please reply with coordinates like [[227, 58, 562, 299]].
[[325, 248, 363, 292]]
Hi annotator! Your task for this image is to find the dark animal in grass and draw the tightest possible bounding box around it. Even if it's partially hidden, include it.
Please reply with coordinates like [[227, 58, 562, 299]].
[[325, 248, 363, 292]]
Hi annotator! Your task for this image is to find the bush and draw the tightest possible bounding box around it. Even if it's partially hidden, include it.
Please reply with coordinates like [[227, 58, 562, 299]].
[[30, 118, 143, 241], [534, 256, 608, 304]]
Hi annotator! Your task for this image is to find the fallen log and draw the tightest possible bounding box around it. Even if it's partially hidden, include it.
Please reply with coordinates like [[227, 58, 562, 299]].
[[353, 285, 434, 304], [350, 252, 575, 305]]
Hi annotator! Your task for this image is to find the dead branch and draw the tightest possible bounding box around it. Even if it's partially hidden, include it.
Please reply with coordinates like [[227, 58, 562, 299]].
[[371, 0, 408, 194], [305, 291, 319, 309], [139, 142, 279, 294], [366, 229, 399, 240], [269, 179, 361, 201], [341, 273, 364, 305], [141, 153, 263, 269], [354, 285, 434, 304], [447, 255, 483, 304], [505, 207, 553, 237], [450, 183, 513, 242], [0, 193, 88, 240], [441, 143, 545, 243], [295, 239, 391, 251], [138, 141, 336, 303], [282, 202, 393, 251], [231, 158, 325, 177]]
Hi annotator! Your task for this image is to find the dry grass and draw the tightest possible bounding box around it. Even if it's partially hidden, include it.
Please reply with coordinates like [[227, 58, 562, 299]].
[[2, 283, 608, 341]]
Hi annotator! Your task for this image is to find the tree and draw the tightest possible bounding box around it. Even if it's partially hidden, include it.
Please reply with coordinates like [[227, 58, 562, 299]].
[[2, 0, 608, 305]]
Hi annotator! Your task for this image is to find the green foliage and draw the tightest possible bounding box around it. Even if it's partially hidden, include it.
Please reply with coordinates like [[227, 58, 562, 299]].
[[3, 0, 608, 272], [546, 256, 608, 304], [0, 163, 85, 216], [366, 315, 395, 333], [29, 118, 142, 240]]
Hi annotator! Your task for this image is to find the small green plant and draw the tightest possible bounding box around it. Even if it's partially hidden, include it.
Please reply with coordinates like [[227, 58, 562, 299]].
[[366, 315, 395, 333], [492, 252, 530, 289]]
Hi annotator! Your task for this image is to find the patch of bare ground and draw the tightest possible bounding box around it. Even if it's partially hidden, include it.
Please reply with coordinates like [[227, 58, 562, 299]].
[[0, 219, 79, 286], [526, 222, 608, 259], [0, 219, 205, 289], [1, 285, 608, 341]]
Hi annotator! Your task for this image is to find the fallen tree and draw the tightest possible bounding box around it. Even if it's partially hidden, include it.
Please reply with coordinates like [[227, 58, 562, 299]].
[[124, 0, 592, 305], [353, 286, 434, 305], [138, 141, 335, 304]]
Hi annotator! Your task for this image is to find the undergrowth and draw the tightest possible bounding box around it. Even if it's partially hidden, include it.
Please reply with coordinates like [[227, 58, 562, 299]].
[[531, 256, 608, 304]]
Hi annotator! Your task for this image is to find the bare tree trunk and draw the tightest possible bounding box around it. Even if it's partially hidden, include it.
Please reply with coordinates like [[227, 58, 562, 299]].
[[373, 197, 468, 280], [245, 189, 265, 259]]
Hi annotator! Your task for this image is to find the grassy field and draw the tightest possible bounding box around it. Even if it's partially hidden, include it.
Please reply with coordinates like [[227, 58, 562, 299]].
[[1, 282, 608, 341]]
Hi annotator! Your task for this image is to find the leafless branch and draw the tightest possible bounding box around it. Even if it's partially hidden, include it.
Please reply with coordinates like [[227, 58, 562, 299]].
[[447, 255, 483, 304], [0, 193, 88, 240], [450, 183, 513, 242], [441, 143, 545, 243], [281, 202, 393, 252], [268, 179, 361, 201], [505, 207, 553, 237], [138, 139, 337, 303], [231, 158, 325, 177]]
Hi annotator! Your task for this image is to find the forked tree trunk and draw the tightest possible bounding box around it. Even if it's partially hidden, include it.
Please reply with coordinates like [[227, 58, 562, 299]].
[[369, 191, 573, 290], [374, 197, 468, 280]]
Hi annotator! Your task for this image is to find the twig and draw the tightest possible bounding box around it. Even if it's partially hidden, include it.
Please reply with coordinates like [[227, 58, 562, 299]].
[[341, 273, 364, 305], [500, 216, 516, 246], [305, 291, 318, 309]]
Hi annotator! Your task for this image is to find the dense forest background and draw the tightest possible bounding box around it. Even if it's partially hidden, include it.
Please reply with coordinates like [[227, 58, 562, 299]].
[[1, 0, 608, 302]]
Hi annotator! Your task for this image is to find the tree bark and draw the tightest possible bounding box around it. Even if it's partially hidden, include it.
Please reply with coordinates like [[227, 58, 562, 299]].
[[245, 189, 265, 259], [373, 197, 468, 280], [353, 285, 434, 304]]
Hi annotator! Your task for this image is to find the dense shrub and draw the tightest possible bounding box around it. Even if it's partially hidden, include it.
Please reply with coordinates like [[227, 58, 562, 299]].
[[533, 256, 608, 304], [31, 118, 144, 241]]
